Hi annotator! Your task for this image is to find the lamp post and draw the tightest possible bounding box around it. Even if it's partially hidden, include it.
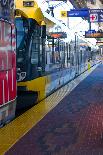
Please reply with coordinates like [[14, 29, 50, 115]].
[[74, 32, 79, 76]]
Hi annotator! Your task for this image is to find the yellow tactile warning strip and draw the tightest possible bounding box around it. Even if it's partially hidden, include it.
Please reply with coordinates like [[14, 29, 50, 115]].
[[0, 64, 100, 155]]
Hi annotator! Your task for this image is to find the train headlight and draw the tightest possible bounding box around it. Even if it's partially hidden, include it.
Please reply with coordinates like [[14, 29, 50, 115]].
[[23, 1, 34, 7]]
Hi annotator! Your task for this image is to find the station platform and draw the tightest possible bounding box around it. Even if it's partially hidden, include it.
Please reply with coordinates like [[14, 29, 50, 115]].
[[1, 63, 103, 155]]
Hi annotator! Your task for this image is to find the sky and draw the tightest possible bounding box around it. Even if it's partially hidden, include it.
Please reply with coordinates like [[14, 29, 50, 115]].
[[37, 0, 98, 47]]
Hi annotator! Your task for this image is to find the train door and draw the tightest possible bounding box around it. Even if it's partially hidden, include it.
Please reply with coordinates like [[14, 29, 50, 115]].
[[31, 28, 40, 76], [31, 22, 46, 77]]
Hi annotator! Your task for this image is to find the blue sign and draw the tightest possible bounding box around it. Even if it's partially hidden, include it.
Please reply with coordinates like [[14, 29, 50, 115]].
[[90, 9, 103, 22], [67, 10, 89, 17], [87, 30, 96, 33]]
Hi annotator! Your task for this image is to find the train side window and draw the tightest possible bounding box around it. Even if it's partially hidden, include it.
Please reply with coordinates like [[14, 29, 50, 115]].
[[31, 52, 38, 64], [45, 39, 53, 64]]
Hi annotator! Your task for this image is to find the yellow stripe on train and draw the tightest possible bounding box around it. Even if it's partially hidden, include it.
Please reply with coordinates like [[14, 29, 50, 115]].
[[17, 76, 51, 101]]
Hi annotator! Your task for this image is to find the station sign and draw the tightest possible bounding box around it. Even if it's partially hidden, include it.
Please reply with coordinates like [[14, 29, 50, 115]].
[[68, 9, 89, 17], [61, 9, 89, 17], [48, 32, 67, 38], [89, 9, 103, 22], [61, 8, 103, 22], [85, 30, 103, 38]]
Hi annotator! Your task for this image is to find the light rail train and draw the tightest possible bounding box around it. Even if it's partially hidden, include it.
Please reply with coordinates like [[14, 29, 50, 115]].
[[15, 0, 100, 110]]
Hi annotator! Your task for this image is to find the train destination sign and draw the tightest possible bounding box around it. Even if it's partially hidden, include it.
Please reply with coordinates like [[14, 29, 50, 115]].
[[85, 31, 103, 38]]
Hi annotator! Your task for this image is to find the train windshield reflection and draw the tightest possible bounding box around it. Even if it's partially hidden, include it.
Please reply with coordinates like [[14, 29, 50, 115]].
[[15, 18, 25, 48]]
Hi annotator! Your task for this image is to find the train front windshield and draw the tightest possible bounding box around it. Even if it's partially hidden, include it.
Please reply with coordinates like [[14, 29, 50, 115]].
[[15, 18, 26, 49], [15, 18, 30, 63]]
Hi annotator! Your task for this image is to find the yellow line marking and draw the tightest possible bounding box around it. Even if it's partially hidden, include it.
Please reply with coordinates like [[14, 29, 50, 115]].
[[0, 64, 99, 155]]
